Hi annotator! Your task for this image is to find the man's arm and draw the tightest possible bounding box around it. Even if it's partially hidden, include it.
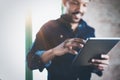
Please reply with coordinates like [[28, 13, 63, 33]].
[[41, 38, 86, 63], [27, 37, 85, 70]]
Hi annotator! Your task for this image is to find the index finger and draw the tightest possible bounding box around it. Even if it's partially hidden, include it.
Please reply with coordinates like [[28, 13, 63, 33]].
[[73, 38, 86, 44]]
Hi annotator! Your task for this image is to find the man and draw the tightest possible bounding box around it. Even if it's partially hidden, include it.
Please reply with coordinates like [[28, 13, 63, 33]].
[[27, 0, 109, 80]]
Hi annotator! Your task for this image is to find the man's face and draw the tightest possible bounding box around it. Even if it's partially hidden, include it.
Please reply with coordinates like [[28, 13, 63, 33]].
[[64, 0, 90, 23]]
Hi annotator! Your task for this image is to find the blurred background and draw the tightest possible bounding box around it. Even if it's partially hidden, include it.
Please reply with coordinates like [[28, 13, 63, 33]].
[[0, 0, 120, 80]]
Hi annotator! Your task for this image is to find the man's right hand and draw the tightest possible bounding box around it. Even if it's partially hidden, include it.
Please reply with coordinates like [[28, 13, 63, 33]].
[[52, 38, 86, 56]]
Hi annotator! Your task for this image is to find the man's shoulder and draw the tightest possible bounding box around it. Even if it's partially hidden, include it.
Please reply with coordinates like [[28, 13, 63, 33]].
[[43, 20, 58, 26], [41, 20, 59, 29]]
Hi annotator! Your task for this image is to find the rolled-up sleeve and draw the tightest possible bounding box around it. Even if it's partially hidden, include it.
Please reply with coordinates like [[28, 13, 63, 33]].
[[27, 50, 45, 71], [92, 68, 103, 76], [35, 50, 52, 68], [27, 45, 52, 72]]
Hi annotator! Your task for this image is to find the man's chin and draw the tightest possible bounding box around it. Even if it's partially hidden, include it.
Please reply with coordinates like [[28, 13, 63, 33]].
[[72, 18, 81, 23]]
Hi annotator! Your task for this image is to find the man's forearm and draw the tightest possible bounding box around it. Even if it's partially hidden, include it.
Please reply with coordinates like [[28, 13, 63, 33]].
[[41, 49, 56, 64]]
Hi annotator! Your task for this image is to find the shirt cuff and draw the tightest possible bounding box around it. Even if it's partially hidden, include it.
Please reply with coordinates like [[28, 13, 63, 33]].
[[92, 68, 103, 76], [35, 50, 52, 68], [35, 50, 45, 56]]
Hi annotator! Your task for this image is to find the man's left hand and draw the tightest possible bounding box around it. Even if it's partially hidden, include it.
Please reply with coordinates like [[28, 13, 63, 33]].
[[91, 54, 109, 71]]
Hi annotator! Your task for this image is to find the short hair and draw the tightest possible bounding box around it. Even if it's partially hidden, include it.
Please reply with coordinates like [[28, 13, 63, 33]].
[[62, 0, 91, 5]]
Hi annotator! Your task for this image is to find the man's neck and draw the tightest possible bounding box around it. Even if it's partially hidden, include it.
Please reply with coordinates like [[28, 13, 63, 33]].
[[70, 23, 79, 31]]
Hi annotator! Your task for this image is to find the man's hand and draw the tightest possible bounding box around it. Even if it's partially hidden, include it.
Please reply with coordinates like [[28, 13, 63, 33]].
[[52, 38, 86, 56], [91, 54, 109, 71], [41, 38, 85, 63]]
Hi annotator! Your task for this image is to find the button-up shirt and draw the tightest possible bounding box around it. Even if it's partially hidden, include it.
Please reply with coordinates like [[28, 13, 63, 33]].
[[27, 14, 101, 80]]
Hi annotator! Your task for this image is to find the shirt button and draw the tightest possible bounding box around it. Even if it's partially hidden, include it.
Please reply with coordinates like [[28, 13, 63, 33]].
[[60, 35, 63, 38]]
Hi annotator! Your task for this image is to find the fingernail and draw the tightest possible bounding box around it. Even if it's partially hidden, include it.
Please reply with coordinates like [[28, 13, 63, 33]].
[[75, 52, 78, 55], [101, 55, 104, 58], [92, 59, 95, 62], [80, 44, 84, 47]]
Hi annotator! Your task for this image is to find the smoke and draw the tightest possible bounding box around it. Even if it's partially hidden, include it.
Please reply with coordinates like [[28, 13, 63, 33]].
[[111, 65, 120, 80]]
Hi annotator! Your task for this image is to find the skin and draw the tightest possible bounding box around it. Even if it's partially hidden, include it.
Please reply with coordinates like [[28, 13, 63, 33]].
[[41, 0, 109, 71]]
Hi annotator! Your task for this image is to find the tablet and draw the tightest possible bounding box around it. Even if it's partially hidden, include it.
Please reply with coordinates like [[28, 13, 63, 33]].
[[72, 38, 120, 66]]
